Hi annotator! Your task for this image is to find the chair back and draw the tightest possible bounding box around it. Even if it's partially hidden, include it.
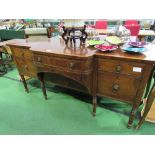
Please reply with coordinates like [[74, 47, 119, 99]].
[[124, 25, 140, 36], [24, 27, 52, 41], [95, 20, 107, 29], [125, 20, 138, 25], [124, 20, 140, 36]]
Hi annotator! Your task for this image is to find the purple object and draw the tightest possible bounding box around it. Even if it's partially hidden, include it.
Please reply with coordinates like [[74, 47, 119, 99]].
[[128, 41, 146, 48]]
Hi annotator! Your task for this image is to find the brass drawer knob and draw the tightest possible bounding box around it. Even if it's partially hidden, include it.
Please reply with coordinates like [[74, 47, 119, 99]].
[[24, 65, 28, 70], [112, 84, 119, 92], [115, 65, 122, 73], [37, 57, 41, 62], [69, 62, 74, 69]]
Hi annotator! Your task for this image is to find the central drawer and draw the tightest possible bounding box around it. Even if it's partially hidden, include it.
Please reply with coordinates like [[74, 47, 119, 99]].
[[98, 59, 145, 77], [34, 54, 92, 73], [48, 57, 90, 71]]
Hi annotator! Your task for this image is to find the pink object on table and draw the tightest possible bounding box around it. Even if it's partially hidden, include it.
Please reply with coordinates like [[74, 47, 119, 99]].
[[95, 20, 107, 29], [125, 20, 139, 25], [125, 25, 140, 36], [124, 20, 140, 36], [95, 45, 118, 51]]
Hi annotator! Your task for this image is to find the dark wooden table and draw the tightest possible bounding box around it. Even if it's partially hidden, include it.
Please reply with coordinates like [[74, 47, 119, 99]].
[[2, 37, 155, 129], [61, 26, 87, 45]]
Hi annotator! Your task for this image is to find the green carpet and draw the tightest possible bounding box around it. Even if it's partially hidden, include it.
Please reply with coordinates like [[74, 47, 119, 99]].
[[0, 68, 155, 135]]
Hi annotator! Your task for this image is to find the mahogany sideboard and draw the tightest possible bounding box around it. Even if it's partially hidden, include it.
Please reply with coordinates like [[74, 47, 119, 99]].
[[4, 38, 155, 129]]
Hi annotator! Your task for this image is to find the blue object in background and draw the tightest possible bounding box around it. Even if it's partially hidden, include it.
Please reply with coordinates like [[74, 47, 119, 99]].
[[121, 47, 147, 53]]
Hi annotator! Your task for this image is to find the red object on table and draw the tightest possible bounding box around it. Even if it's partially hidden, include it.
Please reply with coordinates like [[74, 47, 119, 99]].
[[124, 20, 140, 36], [95, 20, 107, 29], [125, 20, 139, 25]]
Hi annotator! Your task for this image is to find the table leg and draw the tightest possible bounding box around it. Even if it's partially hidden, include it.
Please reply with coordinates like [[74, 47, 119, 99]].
[[138, 36, 145, 42], [20, 74, 29, 93], [127, 104, 140, 129], [92, 95, 97, 116], [38, 73, 47, 100], [62, 26, 69, 45], [80, 25, 88, 44]]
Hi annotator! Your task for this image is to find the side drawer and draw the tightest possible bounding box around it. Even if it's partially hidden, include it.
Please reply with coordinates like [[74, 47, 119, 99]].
[[97, 71, 141, 102], [98, 58, 145, 77]]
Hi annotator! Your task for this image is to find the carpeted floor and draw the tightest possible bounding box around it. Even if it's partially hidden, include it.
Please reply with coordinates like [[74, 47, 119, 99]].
[[0, 68, 155, 135]]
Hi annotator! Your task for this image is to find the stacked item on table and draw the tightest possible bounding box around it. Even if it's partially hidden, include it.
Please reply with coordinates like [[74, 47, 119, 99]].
[[87, 36, 122, 52], [94, 36, 123, 52], [95, 44, 118, 52], [105, 36, 124, 45], [121, 41, 147, 53], [87, 39, 104, 46]]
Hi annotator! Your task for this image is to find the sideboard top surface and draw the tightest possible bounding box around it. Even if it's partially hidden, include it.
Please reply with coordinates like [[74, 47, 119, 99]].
[[1, 37, 155, 63]]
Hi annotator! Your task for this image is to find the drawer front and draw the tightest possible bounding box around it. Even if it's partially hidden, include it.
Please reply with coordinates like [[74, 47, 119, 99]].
[[98, 59, 145, 77], [48, 57, 90, 71], [25, 59, 37, 77], [34, 55, 49, 65], [34, 54, 92, 73], [97, 72, 141, 102]]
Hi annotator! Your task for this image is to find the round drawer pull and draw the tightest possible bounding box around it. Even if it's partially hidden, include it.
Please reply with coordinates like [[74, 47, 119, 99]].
[[115, 65, 122, 73], [24, 65, 28, 70], [112, 84, 119, 92], [37, 57, 41, 62], [69, 62, 74, 68]]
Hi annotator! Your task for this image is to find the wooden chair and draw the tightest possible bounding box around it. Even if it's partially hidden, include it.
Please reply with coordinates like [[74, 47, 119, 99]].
[[0, 55, 7, 75], [0, 45, 13, 73]]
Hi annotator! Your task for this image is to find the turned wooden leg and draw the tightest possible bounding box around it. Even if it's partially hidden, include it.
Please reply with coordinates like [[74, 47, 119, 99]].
[[128, 102, 140, 129], [38, 74, 47, 100], [127, 107, 137, 129], [92, 95, 97, 116], [20, 74, 29, 93]]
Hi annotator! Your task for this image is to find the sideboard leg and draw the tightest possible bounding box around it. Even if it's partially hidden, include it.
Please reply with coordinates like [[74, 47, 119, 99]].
[[38, 74, 47, 100], [20, 74, 29, 93], [127, 105, 139, 129], [92, 95, 97, 116]]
